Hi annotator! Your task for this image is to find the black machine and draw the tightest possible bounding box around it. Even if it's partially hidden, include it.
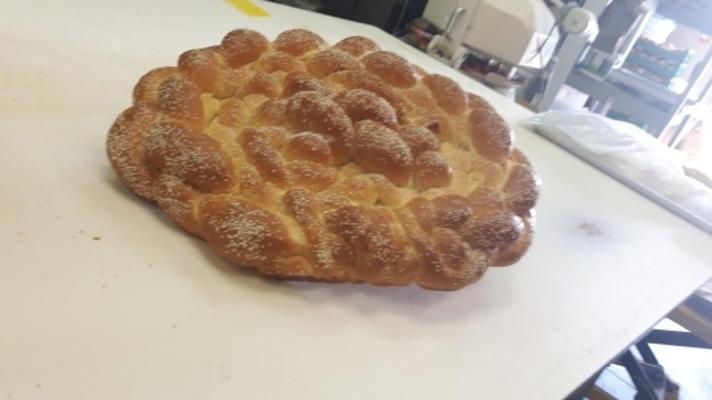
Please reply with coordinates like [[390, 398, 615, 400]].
[[267, 0, 427, 34]]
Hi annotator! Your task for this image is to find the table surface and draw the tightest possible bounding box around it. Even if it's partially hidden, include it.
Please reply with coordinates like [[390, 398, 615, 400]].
[[1, 1, 710, 399]]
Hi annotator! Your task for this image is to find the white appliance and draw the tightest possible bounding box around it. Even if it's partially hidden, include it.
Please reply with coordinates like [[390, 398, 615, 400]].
[[424, 0, 560, 69], [423, 0, 604, 110]]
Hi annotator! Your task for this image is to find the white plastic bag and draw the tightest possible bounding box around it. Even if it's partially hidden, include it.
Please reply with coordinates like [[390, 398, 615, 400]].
[[524, 111, 712, 233]]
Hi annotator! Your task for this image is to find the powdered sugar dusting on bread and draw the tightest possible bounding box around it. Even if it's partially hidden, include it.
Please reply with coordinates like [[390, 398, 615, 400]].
[[105, 28, 539, 290], [107, 105, 157, 199], [362, 51, 417, 88], [143, 122, 234, 192], [306, 49, 361, 77], [334, 89, 398, 128], [334, 36, 379, 57], [210, 209, 270, 263], [274, 29, 325, 56]]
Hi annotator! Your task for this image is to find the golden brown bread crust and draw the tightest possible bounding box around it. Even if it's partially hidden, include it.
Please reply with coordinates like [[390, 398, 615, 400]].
[[107, 28, 540, 291]]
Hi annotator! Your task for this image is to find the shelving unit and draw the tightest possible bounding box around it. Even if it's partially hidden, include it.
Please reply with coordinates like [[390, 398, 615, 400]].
[[566, 0, 712, 141], [624, 39, 692, 88]]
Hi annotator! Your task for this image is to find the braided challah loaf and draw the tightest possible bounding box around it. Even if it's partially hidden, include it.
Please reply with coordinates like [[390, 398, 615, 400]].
[[107, 28, 540, 290]]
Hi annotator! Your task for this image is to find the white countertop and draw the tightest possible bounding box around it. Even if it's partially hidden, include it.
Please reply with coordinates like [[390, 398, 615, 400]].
[[1, 1, 710, 399]]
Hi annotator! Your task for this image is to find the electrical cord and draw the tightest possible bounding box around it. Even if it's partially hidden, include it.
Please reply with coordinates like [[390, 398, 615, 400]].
[[526, 18, 562, 64]]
